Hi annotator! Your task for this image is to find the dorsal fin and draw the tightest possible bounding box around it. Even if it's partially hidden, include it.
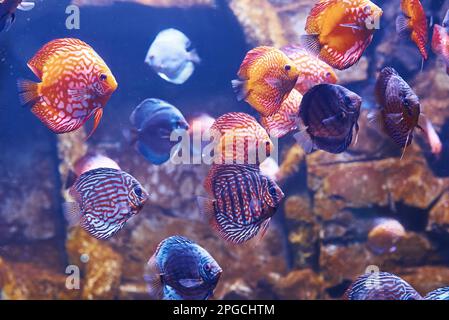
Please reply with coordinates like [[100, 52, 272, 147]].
[[238, 46, 273, 78], [306, 0, 340, 34], [28, 38, 91, 79]]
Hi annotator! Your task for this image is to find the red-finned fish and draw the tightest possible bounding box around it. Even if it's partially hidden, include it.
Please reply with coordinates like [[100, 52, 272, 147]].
[[432, 24, 449, 74], [295, 84, 362, 154], [64, 168, 148, 240], [198, 164, 284, 244], [369, 67, 424, 158], [144, 236, 222, 300], [210, 112, 273, 165], [281, 44, 338, 94], [231, 46, 299, 117], [18, 38, 118, 139], [396, 0, 428, 60], [260, 89, 303, 139], [300, 0, 383, 70], [344, 272, 423, 300], [424, 117, 442, 156], [0, 0, 34, 32]]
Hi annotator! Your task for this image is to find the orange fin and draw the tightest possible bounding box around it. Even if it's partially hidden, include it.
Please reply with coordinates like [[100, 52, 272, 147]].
[[17, 79, 39, 105], [238, 46, 273, 78], [28, 38, 91, 78], [85, 108, 103, 141], [306, 0, 339, 34]]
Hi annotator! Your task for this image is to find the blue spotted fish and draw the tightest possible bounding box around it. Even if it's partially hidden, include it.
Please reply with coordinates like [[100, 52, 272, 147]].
[[198, 164, 284, 244], [344, 272, 423, 300], [144, 236, 222, 300]]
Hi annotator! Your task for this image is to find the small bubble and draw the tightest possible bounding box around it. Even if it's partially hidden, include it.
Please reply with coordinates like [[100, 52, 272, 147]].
[[80, 253, 89, 263]]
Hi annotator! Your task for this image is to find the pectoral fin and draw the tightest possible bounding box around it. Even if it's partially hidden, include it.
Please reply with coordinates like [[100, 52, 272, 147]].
[[85, 108, 103, 140], [179, 278, 204, 288]]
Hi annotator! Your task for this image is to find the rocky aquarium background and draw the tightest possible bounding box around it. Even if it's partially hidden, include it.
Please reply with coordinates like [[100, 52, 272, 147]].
[[1, 0, 449, 299]]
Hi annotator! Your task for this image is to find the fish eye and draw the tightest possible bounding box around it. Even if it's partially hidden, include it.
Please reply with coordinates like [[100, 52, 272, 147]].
[[284, 65, 291, 71], [100, 74, 107, 81], [204, 263, 212, 272], [134, 186, 143, 198], [325, 72, 332, 78]]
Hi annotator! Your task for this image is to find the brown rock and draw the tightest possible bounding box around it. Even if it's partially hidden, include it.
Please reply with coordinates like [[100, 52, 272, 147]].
[[397, 266, 449, 296], [428, 192, 449, 234], [267, 269, 325, 300]]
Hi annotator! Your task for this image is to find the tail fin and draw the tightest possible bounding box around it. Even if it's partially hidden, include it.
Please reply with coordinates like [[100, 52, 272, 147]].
[[231, 79, 249, 101], [17, 79, 39, 105], [62, 201, 82, 227], [299, 34, 321, 57]]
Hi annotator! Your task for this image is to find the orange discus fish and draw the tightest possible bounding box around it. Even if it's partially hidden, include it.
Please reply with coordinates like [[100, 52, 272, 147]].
[[211, 112, 273, 165], [300, 0, 383, 70], [260, 89, 303, 139], [396, 0, 428, 60], [281, 44, 338, 94], [18, 38, 118, 139], [232, 46, 299, 117]]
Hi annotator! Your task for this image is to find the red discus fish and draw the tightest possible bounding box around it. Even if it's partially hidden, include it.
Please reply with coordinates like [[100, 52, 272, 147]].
[[260, 89, 303, 139], [210, 112, 273, 165], [396, 0, 428, 60], [232, 46, 299, 117], [281, 44, 338, 94], [300, 0, 383, 70], [18, 38, 118, 139], [198, 164, 284, 244], [432, 24, 449, 74]]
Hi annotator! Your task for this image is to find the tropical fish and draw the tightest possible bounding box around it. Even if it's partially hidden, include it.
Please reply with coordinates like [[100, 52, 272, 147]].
[[210, 112, 272, 165], [18, 38, 118, 139], [260, 89, 303, 139], [0, 0, 34, 32], [294, 84, 361, 154], [369, 67, 424, 158], [396, 0, 428, 60], [188, 113, 215, 159], [281, 44, 338, 94], [423, 117, 443, 156], [231, 46, 299, 117], [300, 0, 383, 70], [431, 24, 449, 74], [64, 168, 149, 240], [144, 28, 201, 85], [127, 98, 189, 165], [367, 218, 406, 255], [65, 153, 121, 189], [424, 287, 449, 300], [144, 236, 222, 300], [344, 272, 423, 300], [198, 164, 284, 244]]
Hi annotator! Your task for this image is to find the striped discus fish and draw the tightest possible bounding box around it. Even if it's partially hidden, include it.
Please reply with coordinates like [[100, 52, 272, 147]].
[[198, 164, 284, 244], [369, 67, 423, 158], [18, 38, 118, 139], [145, 236, 222, 300], [64, 168, 149, 240], [281, 44, 338, 95], [231, 46, 299, 117], [424, 287, 449, 300], [344, 272, 423, 300], [295, 84, 361, 154], [260, 89, 302, 139], [211, 112, 272, 165]]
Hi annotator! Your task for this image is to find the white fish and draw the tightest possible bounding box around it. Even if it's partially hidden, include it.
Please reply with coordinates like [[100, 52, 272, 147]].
[[144, 28, 201, 85]]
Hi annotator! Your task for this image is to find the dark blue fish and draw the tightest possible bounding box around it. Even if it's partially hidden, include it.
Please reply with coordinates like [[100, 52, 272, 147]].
[[128, 98, 189, 165], [0, 0, 34, 32], [144, 236, 222, 300], [424, 287, 449, 300], [294, 84, 361, 154], [344, 272, 422, 300]]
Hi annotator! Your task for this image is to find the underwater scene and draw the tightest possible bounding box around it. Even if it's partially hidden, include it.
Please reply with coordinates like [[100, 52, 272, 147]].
[[1, 0, 449, 301]]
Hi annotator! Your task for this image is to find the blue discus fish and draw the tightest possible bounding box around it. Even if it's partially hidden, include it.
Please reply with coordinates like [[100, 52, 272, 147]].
[[344, 271, 422, 300], [127, 98, 189, 165], [424, 287, 449, 300], [144, 236, 222, 300], [144, 28, 201, 84], [0, 0, 34, 32]]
